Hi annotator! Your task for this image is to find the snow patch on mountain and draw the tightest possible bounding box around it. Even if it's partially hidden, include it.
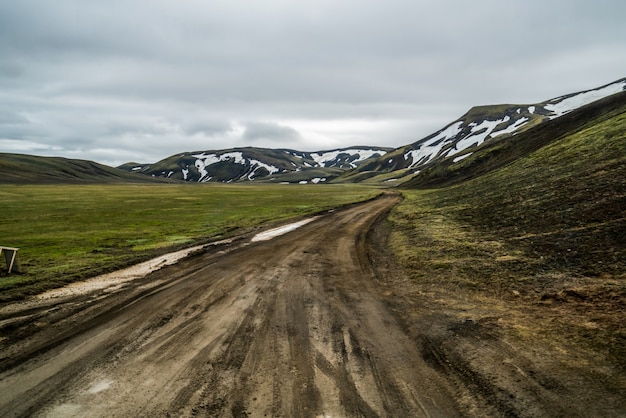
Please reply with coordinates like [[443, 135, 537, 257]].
[[453, 116, 510, 154], [310, 150, 343, 166], [347, 149, 388, 164], [405, 113, 527, 166], [404, 122, 463, 167], [545, 79, 626, 119], [191, 151, 280, 182], [246, 159, 280, 180], [193, 151, 246, 164], [492, 117, 529, 138], [405, 143, 444, 168], [310, 148, 387, 168]]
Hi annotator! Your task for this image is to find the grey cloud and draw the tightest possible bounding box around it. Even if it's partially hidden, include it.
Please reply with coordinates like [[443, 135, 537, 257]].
[[0, 111, 29, 125], [0, 61, 23, 79], [242, 122, 301, 143], [182, 119, 233, 137]]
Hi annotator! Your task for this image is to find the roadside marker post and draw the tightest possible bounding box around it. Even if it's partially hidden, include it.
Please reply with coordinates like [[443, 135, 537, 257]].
[[0, 246, 21, 274]]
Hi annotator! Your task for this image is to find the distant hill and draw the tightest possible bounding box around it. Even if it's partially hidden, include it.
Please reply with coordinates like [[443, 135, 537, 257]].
[[0, 153, 168, 184], [340, 78, 626, 184], [118, 147, 392, 184]]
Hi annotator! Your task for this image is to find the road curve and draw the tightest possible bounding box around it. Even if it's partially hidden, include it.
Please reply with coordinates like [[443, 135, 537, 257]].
[[0, 193, 461, 417]]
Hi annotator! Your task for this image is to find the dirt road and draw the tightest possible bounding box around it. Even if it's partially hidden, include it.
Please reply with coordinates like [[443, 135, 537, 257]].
[[0, 194, 465, 417], [5, 193, 620, 417]]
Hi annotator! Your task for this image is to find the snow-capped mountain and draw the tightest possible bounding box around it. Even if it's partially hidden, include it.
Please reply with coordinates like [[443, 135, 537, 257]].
[[120, 147, 391, 183], [17, 76, 620, 186], [348, 78, 626, 182]]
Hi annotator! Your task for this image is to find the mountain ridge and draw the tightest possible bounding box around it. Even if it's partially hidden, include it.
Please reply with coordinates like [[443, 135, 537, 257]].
[[1, 77, 623, 184], [340, 77, 626, 184], [118, 146, 392, 184]]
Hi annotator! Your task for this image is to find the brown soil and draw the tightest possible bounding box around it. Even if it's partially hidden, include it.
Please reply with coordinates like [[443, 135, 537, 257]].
[[0, 193, 623, 417]]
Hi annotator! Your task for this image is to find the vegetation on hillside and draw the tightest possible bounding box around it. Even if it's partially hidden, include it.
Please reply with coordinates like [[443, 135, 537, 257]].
[[388, 95, 626, 368], [0, 153, 165, 184]]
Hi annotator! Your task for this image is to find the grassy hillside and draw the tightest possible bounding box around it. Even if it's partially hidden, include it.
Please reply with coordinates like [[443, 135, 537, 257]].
[[0, 153, 167, 184], [389, 95, 625, 368], [0, 184, 379, 302]]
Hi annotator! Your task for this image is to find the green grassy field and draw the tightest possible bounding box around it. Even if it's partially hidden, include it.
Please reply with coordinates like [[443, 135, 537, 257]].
[[0, 183, 379, 301]]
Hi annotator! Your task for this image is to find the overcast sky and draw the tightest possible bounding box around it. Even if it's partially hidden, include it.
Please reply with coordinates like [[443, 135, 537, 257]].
[[1, 0, 625, 166]]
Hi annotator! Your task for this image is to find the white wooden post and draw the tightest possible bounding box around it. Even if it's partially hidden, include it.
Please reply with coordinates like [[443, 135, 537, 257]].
[[0, 246, 21, 274]]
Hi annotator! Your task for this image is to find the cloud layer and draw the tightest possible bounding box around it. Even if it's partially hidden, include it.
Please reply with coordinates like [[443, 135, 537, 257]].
[[1, 0, 625, 166]]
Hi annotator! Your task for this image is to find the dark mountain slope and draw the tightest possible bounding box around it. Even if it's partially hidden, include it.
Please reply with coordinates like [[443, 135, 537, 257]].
[[0, 153, 168, 184]]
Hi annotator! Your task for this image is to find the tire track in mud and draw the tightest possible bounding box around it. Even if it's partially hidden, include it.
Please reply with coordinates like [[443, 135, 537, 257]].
[[0, 193, 462, 417]]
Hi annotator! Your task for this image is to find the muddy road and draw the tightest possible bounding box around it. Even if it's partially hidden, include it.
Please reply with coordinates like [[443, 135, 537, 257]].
[[0, 194, 463, 417]]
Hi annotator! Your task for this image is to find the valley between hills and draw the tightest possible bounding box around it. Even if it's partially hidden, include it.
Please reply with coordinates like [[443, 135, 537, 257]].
[[0, 79, 624, 416]]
